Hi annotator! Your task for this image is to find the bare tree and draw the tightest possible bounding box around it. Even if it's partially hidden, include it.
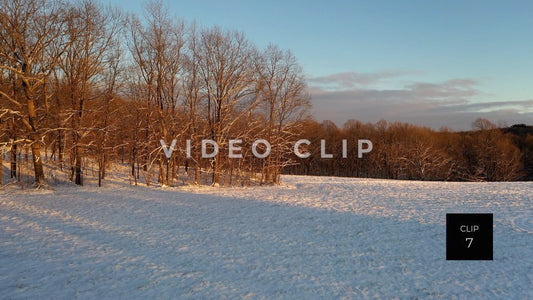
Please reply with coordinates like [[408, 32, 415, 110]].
[[96, 37, 123, 187], [196, 27, 255, 185], [0, 0, 69, 186], [57, 0, 122, 185], [182, 23, 204, 184], [469, 119, 522, 181], [255, 44, 310, 183], [127, 0, 185, 186]]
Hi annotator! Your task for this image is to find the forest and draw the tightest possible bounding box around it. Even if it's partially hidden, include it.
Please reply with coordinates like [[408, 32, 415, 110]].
[[286, 120, 533, 181], [1, 0, 532, 188]]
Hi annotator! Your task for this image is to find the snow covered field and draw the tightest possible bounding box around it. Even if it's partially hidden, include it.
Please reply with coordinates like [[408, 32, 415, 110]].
[[1, 175, 532, 298]]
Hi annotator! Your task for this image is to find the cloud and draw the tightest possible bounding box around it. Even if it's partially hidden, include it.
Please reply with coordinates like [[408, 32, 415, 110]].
[[405, 79, 478, 99], [307, 70, 417, 90], [308, 72, 533, 130]]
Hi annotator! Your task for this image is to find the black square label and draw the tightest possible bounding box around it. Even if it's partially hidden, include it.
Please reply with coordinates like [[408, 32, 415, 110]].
[[446, 213, 493, 260]]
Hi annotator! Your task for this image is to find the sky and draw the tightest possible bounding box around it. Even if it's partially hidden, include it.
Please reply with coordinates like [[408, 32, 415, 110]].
[[107, 0, 533, 130]]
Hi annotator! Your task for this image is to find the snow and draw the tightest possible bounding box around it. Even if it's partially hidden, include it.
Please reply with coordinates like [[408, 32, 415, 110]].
[[1, 175, 532, 298]]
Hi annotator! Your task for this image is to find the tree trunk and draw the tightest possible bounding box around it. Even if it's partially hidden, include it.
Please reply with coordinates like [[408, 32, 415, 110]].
[[26, 88, 46, 185], [30, 133, 46, 185], [57, 130, 63, 171], [98, 165, 102, 187], [0, 148, 3, 185], [10, 143, 17, 178], [131, 145, 136, 177], [101, 150, 107, 179], [212, 156, 219, 186], [195, 151, 201, 185], [166, 158, 170, 186], [74, 143, 83, 185]]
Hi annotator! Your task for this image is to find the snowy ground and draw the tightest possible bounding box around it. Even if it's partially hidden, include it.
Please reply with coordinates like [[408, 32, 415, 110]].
[[1, 174, 532, 298]]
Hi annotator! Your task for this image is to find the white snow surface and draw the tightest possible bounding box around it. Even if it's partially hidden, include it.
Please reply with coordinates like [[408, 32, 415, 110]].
[[1, 175, 532, 299]]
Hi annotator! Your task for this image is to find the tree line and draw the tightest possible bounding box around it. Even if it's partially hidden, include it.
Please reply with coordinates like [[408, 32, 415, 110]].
[[1, 0, 531, 188], [0, 0, 310, 187], [286, 119, 532, 181]]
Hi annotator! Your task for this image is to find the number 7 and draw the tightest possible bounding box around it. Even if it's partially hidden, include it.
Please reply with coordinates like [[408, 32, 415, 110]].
[[466, 238, 473, 248]]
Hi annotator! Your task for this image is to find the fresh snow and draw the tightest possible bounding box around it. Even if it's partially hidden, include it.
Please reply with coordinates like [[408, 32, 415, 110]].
[[1, 175, 532, 298]]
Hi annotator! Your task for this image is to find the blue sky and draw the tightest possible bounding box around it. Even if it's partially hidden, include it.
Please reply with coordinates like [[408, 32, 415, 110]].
[[108, 0, 533, 129]]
